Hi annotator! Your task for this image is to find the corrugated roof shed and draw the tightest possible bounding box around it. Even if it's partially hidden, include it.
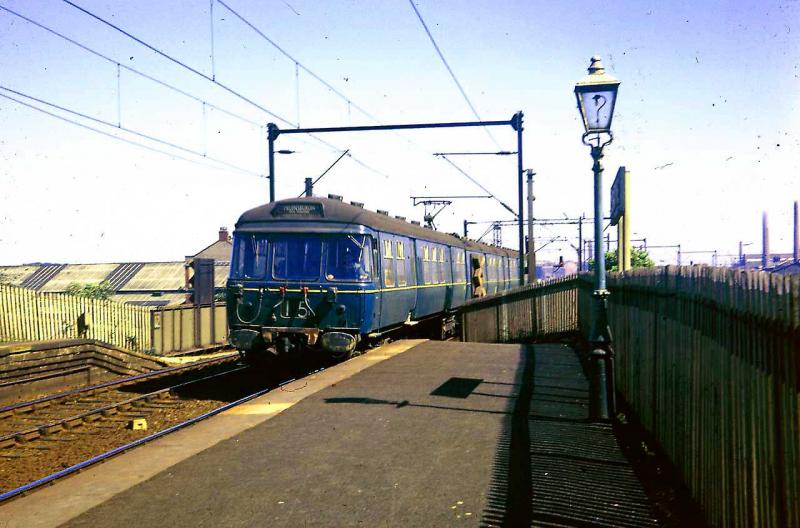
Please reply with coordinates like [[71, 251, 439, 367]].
[[119, 262, 186, 292], [40, 263, 118, 292], [0, 265, 40, 286], [0, 230, 231, 307], [106, 263, 146, 289], [21, 264, 66, 290]]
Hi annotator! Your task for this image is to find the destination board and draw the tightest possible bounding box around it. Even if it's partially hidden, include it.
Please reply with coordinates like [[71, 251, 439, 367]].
[[271, 203, 324, 217]]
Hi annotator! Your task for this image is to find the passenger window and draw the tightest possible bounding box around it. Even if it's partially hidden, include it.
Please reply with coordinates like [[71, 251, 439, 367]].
[[396, 241, 407, 286], [423, 245, 431, 284], [432, 246, 440, 284]]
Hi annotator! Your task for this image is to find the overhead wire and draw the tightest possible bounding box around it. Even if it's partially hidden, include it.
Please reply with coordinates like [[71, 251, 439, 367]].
[[0, 91, 262, 177], [60, 0, 293, 125], [0, 85, 263, 178], [48, 0, 505, 202], [296, 149, 350, 198], [0, 5, 262, 128], [213, 0, 519, 196], [407, 1, 521, 220], [437, 155, 517, 218], [216, 0, 384, 126], [60, 0, 391, 181], [211, 0, 418, 178], [407, 0, 502, 150], [217, 0, 512, 168]]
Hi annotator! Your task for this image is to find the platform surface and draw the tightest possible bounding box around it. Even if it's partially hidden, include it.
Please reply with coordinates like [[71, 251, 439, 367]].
[[3, 341, 659, 527]]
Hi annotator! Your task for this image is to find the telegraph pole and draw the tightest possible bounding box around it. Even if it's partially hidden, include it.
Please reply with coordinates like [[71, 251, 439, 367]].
[[578, 215, 584, 271], [527, 170, 536, 283]]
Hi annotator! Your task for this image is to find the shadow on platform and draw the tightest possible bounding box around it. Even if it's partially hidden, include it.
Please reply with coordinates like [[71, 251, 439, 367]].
[[326, 344, 657, 528]]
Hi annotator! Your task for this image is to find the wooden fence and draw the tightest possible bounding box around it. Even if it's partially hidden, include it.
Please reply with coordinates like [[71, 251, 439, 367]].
[[607, 266, 799, 528], [458, 267, 800, 528], [0, 283, 229, 355], [0, 283, 151, 351]]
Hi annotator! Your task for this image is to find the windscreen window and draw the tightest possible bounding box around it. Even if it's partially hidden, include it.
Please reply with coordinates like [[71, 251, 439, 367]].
[[273, 238, 322, 281], [231, 234, 268, 279], [325, 236, 372, 282]]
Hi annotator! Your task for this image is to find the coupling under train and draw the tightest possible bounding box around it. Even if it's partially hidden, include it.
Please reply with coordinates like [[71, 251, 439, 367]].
[[226, 195, 520, 361]]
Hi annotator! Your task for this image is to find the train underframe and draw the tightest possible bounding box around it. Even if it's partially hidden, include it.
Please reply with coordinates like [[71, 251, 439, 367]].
[[230, 312, 458, 366]]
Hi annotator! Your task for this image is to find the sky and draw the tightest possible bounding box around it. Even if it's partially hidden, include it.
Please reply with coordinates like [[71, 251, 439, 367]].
[[0, 0, 798, 266]]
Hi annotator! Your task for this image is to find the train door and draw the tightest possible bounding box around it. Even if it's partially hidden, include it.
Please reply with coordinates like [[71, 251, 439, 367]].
[[449, 247, 466, 308], [485, 254, 495, 294], [444, 245, 454, 310], [378, 234, 396, 328], [370, 235, 382, 330], [470, 252, 486, 297], [395, 237, 417, 318]]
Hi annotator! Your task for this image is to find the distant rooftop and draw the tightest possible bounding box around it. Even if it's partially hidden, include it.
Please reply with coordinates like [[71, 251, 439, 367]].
[[0, 228, 232, 307]]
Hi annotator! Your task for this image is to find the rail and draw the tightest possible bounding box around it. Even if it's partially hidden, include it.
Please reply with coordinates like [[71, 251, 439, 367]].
[[458, 266, 800, 528]]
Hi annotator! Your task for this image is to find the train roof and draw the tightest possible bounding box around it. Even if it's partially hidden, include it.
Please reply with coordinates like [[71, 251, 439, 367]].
[[235, 196, 518, 257]]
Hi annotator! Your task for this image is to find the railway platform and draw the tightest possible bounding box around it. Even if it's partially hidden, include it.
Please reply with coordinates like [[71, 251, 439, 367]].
[[1, 340, 661, 527]]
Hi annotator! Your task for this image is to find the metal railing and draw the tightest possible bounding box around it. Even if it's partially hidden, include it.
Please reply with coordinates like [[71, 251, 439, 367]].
[[458, 267, 800, 528], [460, 275, 581, 342]]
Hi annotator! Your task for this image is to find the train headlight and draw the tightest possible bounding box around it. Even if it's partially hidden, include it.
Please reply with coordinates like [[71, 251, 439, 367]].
[[320, 332, 357, 354]]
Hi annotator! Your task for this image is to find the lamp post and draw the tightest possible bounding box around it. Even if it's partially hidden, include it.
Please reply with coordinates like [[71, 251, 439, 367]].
[[575, 56, 620, 421]]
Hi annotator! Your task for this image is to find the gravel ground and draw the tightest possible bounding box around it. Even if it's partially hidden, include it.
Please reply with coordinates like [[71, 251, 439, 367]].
[[0, 397, 228, 492]]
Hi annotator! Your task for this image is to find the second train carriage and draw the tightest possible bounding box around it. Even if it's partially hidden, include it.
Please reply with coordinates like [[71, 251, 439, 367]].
[[226, 195, 519, 361]]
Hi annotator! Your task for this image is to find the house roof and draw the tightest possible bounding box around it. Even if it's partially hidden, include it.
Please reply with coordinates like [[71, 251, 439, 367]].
[[192, 239, 233, 262]]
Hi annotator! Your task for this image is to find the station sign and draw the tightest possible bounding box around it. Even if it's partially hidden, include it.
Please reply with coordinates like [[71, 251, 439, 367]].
[[610, 167, 627, 226]]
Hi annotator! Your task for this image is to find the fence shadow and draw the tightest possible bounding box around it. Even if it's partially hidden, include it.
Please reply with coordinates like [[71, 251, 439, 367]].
[[479, 345, 658, 528]]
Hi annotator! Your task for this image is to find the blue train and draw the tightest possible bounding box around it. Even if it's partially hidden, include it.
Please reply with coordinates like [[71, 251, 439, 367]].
[[226, 195, 520, 361]]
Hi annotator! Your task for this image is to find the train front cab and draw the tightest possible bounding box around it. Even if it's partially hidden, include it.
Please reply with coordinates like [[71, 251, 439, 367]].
[[227, 229, 374, 360]]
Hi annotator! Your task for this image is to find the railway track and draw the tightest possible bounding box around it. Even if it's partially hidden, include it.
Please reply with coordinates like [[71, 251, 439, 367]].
[[0, 367, 246, 450], [0, 353, 240, 448], [0, 353, 331, 503]]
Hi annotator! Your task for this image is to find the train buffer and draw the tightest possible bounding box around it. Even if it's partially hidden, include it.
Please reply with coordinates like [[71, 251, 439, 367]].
[[1, 340, 668, 527]]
